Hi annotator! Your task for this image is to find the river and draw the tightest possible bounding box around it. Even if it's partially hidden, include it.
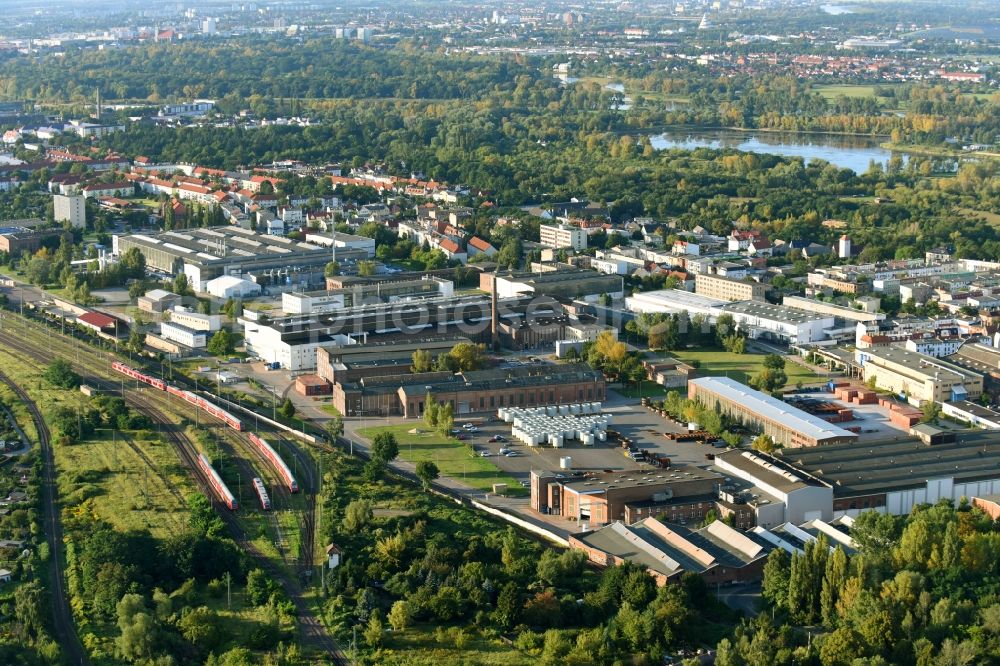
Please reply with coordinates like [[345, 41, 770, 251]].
[[649, 129, 901, 174]]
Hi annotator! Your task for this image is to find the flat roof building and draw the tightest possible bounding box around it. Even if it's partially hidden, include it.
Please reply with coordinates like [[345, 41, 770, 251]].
[[689, 377, 858, 448], [624, 289, 725, 318], [785, 432, 1000, 518], [483, 269, 624, 302], [713, 449, 834, 527], [114, 227, 339, 292], [695, 273, 766, 302], [856, 345, 984, 404], [720, 301, 835, 345], [282, 277, 452, 315], [782, 295, 886, 324], [539, 223, 587, 251]]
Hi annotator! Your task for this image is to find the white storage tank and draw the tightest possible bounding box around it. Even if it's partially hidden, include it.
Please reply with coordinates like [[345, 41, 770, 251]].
[[559, 456, 572, 470], [546, 406, 557, 416], [558, 405, 569, 415], [597, 430, 607, 442], [570, 404, 581, 415], [582, 433, 594, 446]]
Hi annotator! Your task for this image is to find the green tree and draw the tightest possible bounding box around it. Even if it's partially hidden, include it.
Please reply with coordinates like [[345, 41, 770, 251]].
[[437, 401, 454, 436], [494, 582, 520, 630], [447, 342, 487, 371], [342, 499, 373, 532], [919, 400, 942, 424], [371, 432, 399, 464], [411, 348, 433, 373], [178, 606, 225, 651], [126, 328, 144, 355], [245, 568, 279, 606], [415, 460, 439, 490], [364, 610, 385, 649], [387, 600, 413, 631], [324, 260, 341, 277], [207, 329, 235, 356], [116, 593, 157, 661], [424, 393, 439, 428], [43, 358, 80, 389], [357, 260, 376, 277], [278, 398, 296, 419], [751, 433, 779, 453], [325, 415, 344, 442]]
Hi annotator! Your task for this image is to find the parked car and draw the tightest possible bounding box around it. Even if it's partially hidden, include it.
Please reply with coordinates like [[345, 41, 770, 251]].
[[479, 450, 490, 457], [455, 434, 469, 441], [505, 451, 519, 457], [462, 423, 476, 430], [489, 435, 506, 443], [498, 447, 511, 455]]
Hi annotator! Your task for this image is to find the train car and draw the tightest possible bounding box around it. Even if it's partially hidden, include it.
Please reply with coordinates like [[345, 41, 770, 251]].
[[197, 454, 237, 510], [247, 433, 299, 493], [201, 400, 244, 431], [111, 361, 167, 391], [252, 477, 271, 511], [168, 388, 244, 431]]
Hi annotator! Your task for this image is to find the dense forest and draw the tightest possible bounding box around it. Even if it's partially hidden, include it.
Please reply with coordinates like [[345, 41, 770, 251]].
[[722, 501, 1000, 665], [2, 38, 996, 146]]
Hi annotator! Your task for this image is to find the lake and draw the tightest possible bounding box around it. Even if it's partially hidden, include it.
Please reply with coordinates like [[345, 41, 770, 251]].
[[649, 129, 900, 173]]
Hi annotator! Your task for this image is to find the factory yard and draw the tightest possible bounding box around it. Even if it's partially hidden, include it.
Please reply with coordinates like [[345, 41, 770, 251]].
[[783, 388, 914, 443], [352, 393, 720, 498]]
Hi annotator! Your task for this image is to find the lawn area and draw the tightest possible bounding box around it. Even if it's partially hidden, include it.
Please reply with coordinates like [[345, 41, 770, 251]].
[[957, 207, 1000, 226], [320, 403, 342, 418], [613, 380, 668, 399], [814, 84, 881, 99], [668, 349, 818, 388], [356, 424, 526, 496]]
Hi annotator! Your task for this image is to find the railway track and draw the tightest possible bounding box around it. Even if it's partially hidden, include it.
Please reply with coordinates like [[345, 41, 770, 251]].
[[0, 317, 348, 664], [0, 368, 90, 666]]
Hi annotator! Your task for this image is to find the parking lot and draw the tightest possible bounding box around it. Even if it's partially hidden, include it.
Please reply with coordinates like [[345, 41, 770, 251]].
[[457, 400, 721, 483]]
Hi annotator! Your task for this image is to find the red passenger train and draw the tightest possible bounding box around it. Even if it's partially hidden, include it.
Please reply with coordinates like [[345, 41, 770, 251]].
[[252, 477, 271, 510], [247, 433, 299, 493], [198, 454, 238, 510], [111, 361, 167, 390], [110, 362, 245, 431], [166, 385, 244, 431]]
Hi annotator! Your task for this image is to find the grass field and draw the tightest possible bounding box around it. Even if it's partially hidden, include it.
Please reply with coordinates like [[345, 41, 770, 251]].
[[613, 380, 669, 399], [375, 627, 535, 665], [814, 84, 881, 99], [957, 207, 1000, 226], [0, 349, 194, 538], [356, 424, 526, 496], [667, 349, 819, 388]]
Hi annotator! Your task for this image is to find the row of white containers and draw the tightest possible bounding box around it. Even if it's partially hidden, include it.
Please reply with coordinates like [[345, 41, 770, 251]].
[[502, 405, 611, 448], [498, 402, 603, 421]]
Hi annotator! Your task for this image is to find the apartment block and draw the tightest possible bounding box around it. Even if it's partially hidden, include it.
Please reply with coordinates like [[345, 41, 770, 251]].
[[539, 224, 587, 251], [695, 273, 765, 302]]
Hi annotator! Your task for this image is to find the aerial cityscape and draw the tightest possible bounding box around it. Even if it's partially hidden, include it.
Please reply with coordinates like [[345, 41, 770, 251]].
[[0, 0, 997, 663]]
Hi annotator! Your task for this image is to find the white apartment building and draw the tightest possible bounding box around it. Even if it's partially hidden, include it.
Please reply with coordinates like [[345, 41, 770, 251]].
[[539, 224, 587, 251], [53, 194, 86, 229]]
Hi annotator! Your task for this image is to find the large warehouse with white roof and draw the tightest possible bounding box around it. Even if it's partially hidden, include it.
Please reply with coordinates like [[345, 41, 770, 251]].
[[688, 376, 859, 448]]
